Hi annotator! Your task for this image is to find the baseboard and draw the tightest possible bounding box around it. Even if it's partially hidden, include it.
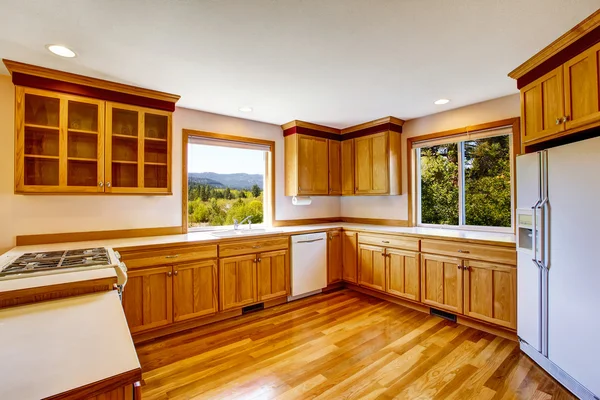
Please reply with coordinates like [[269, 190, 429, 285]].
[[341, 217, 409, 226], [16, 226, 184, 246], [344, 283, 518, 342]]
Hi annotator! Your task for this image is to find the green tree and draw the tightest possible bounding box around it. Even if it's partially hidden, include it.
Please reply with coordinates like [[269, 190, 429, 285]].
[[224, 187, 233, 200], [251, 184, 261, 198]]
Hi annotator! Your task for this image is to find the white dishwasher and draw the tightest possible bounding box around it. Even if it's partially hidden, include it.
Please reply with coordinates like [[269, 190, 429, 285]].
[[290, 232, 328, 300]]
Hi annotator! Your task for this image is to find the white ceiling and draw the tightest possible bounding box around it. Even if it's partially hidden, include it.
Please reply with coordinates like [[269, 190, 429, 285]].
[[0, 0, 598, 128]]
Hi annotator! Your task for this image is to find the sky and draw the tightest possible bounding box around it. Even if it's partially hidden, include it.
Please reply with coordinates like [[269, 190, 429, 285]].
[[187, 144, 266, 175]]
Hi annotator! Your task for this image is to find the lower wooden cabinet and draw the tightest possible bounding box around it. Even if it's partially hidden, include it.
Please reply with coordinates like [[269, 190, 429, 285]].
[[342, 231, 358, 283], [327, 230, 342, 284], [386, 249, 420, 301], [257, 250, 288, 301], [420, 254, 463, 314], [219, 254, 258, 311], [173, 260, 218, 322], [122, 266, 173, 334], [358, 244, 386, 292], [463, 260, 517, 329]]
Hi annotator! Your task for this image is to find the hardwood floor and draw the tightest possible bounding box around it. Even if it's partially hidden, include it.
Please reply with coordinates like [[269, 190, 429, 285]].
[[136, 289, 574, 400]]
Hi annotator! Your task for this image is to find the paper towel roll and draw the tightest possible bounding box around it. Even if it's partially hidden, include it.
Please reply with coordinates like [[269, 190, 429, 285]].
[[292, 196, 312, 206]]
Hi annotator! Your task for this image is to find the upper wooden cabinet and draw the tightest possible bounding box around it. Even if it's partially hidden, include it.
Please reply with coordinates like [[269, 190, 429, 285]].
[[5, 59, 179, 195], [282, 117, 404, 196], [509, 12, 600, 151]]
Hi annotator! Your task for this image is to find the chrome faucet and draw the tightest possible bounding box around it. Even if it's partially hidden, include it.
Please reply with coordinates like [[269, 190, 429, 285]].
[[233, 215, 253, 230]]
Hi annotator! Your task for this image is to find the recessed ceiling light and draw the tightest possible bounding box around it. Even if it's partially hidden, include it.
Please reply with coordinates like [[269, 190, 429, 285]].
[[434, 98, 450, 105], [239, 106, 253, 113], [46, 44, 76, 58]]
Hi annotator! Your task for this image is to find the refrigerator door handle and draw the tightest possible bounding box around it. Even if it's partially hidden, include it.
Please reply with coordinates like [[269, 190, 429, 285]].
[[531, 199, 541, 268], [539, 150, 549, 271]]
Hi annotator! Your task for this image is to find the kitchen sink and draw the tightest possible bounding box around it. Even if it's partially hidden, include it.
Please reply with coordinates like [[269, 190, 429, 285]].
[[210, 229, 282, 238]]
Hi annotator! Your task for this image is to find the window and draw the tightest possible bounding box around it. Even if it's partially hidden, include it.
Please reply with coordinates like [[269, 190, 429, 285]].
[[415, 126, 513, 231], [184, 132, 273, 231]]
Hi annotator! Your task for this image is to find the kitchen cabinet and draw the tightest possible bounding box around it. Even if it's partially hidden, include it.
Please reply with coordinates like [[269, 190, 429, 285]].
[[328, 140, 342, 195], [173, 260, 218, 322], [7, 61, 178, 195], [341, 139, 355, 195], [257, 249, 289, 301], [342, 231, 358, 283], [463, 260, 517, 329], [420, 254, 463, 314], [284, 133, 329, 196], [122, 266, 173, 334], [327, 230, 343, 284], [358, 243, 386, 291], [386, 248, 420, 302], [219, 254, 258, 311], [563, 42, 600, 131], [354, 130, 402, 195]]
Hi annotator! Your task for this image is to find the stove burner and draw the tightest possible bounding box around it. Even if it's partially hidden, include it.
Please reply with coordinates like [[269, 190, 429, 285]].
[[1, 248, 111, 277]]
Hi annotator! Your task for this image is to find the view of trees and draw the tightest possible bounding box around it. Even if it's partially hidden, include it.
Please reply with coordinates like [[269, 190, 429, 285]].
[[188, 182, 264, 228], [420, 135, 511, 228]]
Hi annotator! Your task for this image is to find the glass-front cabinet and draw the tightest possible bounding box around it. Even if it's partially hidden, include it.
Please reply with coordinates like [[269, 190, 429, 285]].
[[15, 87, 171, 195]]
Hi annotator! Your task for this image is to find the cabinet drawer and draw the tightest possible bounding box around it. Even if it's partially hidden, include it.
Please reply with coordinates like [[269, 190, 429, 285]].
[[358, 234, 419, 251], [119, 244, 218, 269], [219, 237, 289, 258], [421, 239, 516, 265]]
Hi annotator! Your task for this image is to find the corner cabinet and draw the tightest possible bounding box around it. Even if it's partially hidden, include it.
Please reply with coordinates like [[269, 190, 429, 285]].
[[284, 133, 330, 196], [7, 60, 178, 195]]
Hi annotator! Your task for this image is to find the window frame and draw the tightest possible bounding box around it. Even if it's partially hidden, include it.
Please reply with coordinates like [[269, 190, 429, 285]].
[[407, 118, 521, 234], [181, 129, 275, 233]]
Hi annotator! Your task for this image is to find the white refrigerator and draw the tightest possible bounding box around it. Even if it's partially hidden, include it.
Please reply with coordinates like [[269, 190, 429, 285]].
[[516, 136, 600, 400]]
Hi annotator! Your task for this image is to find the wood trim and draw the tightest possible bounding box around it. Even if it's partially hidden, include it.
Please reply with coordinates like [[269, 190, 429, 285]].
[[341, 217, 409, 227], [406, 117, 520, 228], [280, 120, 340, 135], [3, 59, 180, 103], [43, 368, 141, 400], [341, 116, 405, 134], [456, 314, 518, 342], [272, 217, 341, 227], [16, 226, 183, 246], [181, 129, 276, 234], [0, 277, 117, 309], [345, 282, 430, 313], [508, 9, 600, 80]]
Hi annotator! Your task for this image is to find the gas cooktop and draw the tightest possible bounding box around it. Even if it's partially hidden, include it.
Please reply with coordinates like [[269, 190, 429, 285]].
[[0, 248, 111, 277]]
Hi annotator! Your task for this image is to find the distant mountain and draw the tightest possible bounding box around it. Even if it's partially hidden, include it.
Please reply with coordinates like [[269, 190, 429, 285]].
[[188, 172, 263, 190]]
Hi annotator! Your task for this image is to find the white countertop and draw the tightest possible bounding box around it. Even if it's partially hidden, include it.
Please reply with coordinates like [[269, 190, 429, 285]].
[[0, 291, 140, 400], [1, 223, 515, 261]]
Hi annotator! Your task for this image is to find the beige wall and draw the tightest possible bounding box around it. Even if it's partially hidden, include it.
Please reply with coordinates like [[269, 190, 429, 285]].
[[0, 75, 340, 251], [340, 94, 520, 220]]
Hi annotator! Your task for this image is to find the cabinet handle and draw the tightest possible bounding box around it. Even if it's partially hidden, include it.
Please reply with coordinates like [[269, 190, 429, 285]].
[[252, 245, 261, 249], [106, 182, 112, 188], [382, 240, 390, 244], [457, 250, 470, 254], [174, 270, 178, 276], [167, 271, 172, 277], [165, 254, 180, 259], [555, 117, 561, 125], [98, 181, 104, 188], [562, 116, 569, 123]]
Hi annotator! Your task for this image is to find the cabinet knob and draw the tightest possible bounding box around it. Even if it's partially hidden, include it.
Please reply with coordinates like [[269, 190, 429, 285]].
[[106, 182, 112, 188], [258, 258, 262, 262], [174, 270, 178, 276], [562, 116, 569, 123], [555, 117, 561, 125], [457, 264, 462, 269], [167, 271, 172, 277], [381, 252, 386, 257], [253, 258, 257, 263], [98, 181, 104, 188]]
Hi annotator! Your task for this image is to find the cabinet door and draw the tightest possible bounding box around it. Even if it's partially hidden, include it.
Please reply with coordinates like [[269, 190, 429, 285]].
[[342, 231, 358, 283], [358, 243, 386, 292], [386, 249, 420, 302], [173, 260, 218, 322], [327, 230, 343, 284], [297, 135, 329, 195], [521, 66, 565, 143], [219, 254, 258, 311], [257, 249, 288, 301], [563, 42, 600, 131], [463, 260, 516, 329], [355, 132, 389, 194], [328, 140, 342, 195], [122, 266, 173, 333], [421, 254, 463, 314], [105, 103, 171, 194], [341, 139, 355, 195]]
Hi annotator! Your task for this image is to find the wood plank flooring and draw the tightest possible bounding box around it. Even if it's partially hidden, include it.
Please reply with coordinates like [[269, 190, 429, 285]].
[[136, 289, 574, 400]]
